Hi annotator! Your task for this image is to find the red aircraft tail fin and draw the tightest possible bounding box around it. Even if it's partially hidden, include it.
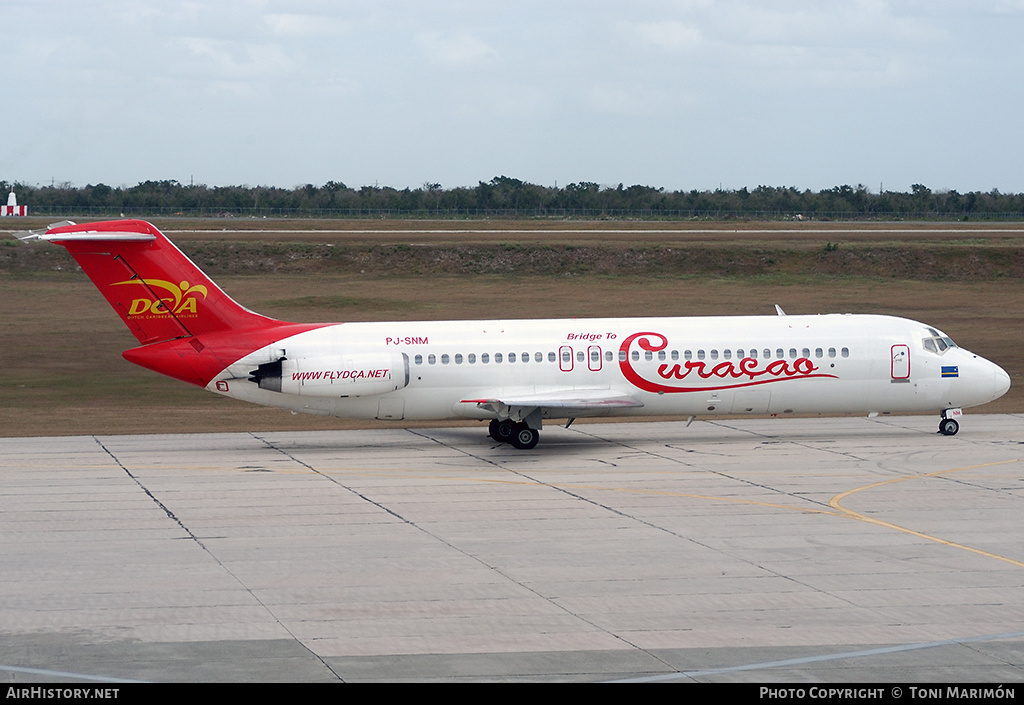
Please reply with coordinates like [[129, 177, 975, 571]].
[[27, 219, 330, 389], [39, 219, 278, 345]]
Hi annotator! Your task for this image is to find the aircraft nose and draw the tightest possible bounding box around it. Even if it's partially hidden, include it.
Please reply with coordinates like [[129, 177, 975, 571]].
[[993, 364, 1011, 401]]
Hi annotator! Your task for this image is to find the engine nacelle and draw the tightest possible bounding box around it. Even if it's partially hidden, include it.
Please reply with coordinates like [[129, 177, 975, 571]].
[[250, 353, 409, 397]]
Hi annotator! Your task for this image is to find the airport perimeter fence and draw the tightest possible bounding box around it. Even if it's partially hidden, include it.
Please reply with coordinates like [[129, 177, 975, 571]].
[[15, 206, 1024, 221]]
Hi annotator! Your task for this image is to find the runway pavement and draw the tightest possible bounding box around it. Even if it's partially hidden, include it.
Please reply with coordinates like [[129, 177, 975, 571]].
[[2, 415, 1024, 682]]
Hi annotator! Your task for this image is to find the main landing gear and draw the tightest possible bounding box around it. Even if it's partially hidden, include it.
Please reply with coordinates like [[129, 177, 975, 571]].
[[489, 419, 540, 450]]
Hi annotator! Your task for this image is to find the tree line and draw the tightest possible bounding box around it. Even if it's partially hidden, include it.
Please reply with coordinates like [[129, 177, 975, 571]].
[[4, 177, 1023, 219]]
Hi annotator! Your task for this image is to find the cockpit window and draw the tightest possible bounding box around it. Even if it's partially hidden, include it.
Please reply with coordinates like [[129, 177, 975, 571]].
[[921, 329, 957, 354]]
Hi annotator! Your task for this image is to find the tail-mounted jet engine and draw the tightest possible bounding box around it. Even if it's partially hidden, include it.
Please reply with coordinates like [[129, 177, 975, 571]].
[[249, 353, 409, 397]]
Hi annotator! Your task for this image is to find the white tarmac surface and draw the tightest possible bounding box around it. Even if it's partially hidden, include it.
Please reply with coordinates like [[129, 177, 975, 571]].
[[2, 415, 1024, 683]]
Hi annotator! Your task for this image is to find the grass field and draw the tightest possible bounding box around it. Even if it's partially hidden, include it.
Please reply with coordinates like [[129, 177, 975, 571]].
[[2, 218, 1021, 437]]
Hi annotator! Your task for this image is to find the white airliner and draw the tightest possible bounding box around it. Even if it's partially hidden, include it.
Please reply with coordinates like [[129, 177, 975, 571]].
[[24, 219, 1010, 449]]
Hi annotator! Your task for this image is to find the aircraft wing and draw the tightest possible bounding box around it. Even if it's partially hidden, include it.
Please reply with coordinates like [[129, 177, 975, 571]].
[[461, 388, 644, 416]]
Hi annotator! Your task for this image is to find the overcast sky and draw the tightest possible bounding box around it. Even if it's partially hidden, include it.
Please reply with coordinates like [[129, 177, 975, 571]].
[[4, 1, 1023, 193]]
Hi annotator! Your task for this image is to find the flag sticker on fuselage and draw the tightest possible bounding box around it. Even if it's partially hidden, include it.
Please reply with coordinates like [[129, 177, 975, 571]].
[[942, 366, 959, 378]]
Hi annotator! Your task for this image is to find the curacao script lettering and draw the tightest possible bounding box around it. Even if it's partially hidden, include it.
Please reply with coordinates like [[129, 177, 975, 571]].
[[618, 331, 837, 394], [658, 357, 819, 382]]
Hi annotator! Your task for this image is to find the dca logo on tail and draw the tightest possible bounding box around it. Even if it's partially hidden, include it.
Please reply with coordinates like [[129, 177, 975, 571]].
[[112, 278, 209, 318]]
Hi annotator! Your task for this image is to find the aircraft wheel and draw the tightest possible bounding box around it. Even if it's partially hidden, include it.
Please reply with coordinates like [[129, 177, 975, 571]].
[[488, 419, 503, 441], [939, 418, 959, 436], [510, 424, 539, 450], [492, 419, 516, 443]]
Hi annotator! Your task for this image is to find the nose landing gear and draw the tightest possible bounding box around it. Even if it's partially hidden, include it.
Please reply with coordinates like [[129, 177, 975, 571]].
[[938, 408, 963, 436]]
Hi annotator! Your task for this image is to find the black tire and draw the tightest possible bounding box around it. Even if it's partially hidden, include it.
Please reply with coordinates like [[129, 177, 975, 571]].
[[493, 419, 516, 443], [939, 418, 959, 436], [510, 424, 539, 450], [488, 419, 502, 441]]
